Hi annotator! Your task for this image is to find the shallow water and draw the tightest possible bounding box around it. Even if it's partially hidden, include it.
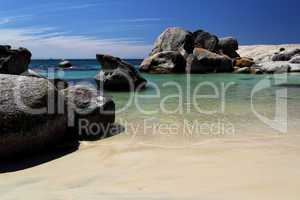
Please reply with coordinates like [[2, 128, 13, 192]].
[[30, 60, 300, 146]]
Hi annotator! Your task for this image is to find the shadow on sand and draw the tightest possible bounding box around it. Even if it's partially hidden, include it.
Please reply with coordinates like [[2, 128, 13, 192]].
[[0, 123, 125, 173]]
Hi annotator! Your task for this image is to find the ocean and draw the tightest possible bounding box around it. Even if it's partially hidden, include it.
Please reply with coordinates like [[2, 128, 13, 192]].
[[30, 59, 300, 147]]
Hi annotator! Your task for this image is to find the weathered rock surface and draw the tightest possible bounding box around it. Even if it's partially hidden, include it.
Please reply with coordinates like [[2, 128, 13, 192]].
[[62, 85, 115, 140], [186, 48, 233, 73], [140, 51, 186, 74], [0, 74, 72, 159], [150, 27, 194, 56], [234, 57, 255, 68], [272, 49, 300, 61], [258, 62, 291, 73], [59, 60, 72, 69], [290, 56, 300, 64], [193, 30, 219, 52], [218, 37, 240, 58], [95, 54, 147, 91], [0, 45, 32, 75]]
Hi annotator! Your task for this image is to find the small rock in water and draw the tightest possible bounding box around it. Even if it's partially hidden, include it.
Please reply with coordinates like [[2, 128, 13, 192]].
[[59, 60, 72, 68]]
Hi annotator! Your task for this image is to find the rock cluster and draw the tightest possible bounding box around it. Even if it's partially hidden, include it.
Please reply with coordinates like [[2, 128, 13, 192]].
[[140, 27, 241, 74], [0, 45, 116, 159]]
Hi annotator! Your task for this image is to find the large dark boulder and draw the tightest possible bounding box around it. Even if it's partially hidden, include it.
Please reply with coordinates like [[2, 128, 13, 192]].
[[140, 51, 186, 74], [193, 30, 219, 52], [95, 54, 147, 91], [150, 27, 194, 56], [272, 49, 300, 61], [186, 48, 233, 73], [0, 45, 32, 75], [62, 85, 115, 140], [0, 74, 73, 159], [218, 37, 240, 58]]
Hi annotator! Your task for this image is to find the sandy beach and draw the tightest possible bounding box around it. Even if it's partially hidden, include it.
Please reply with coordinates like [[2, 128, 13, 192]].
[[1, 130, 300, 200]]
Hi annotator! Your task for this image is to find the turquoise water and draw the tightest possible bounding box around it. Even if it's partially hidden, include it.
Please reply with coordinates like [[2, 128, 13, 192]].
[[30, 60, 300, 141]]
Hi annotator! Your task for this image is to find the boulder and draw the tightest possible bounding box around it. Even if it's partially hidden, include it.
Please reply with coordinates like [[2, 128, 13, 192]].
[[95, 54, 147, 91], [234, 57, 255, 68], [150, 27, 194, 56], [193, 30, 219, 52], [218, 37, 240, 58], [22, 69, 68, 90], [59, 60, 72, 69], [62, 85, 115, 140], [140, 51, 186, 74], [0, 45, 31, 75], [0, 74, 73, 159], [258, 62, 291, 73], [272, 49, 300, 61], [186, 48, 233, 73], [290, 56, 300, 64], [289, 64, 300, 72]]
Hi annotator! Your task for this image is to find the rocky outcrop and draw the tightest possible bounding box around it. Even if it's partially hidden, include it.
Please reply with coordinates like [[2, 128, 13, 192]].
[[59, 60, 72, 69], [186, 48, 233, 73], [0, 45, 32, 75], [272, 49, 300, 61], [218, 37, 240, 58], [0, 74, 73, 159], [193, 30, 219, 52], [95, 54, 147, 91], [62, 85, 115, 140], [140, 51, 186, 74], [150, 27, 194, 56]]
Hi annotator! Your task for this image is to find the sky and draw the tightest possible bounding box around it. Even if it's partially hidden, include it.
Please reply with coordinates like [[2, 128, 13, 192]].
[[0, 0, 299, 59]]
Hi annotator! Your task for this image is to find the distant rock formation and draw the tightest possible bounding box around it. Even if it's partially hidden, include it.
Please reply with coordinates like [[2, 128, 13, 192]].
[[141, 27, 239, 74], [59, 60, 73, 69], [95, 54, 147, 91]]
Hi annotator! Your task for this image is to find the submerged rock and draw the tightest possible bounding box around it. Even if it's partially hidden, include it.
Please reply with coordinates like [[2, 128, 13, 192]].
[[95, 54, 147, 91], [186, 48, 233, 73], [193, 30, 219, 52], [0, 45, 31, 75], [62, 85, 115, 140], [150, 27, 194, 56], [218, 37, 240, 58], [140, 51, 186, 74], [0, 74, 73, 159], [59, 60, 72, 69]]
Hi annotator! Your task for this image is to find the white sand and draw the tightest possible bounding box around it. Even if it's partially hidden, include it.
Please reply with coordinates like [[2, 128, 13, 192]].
[[1, 133, 300, 200]]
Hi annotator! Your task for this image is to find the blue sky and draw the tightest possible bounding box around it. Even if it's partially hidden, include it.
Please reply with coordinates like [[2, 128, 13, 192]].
[[0, 0, 299, 58]]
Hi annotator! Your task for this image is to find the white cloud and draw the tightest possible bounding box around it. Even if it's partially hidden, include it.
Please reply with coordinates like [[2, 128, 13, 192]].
[[0, 27, 152, 59]]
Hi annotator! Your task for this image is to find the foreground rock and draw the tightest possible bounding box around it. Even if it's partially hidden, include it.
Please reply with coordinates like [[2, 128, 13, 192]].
[[193, 30, 219, 52], [150, 27, 194, 56], [218, 37, 240, 58], [234, 57, 255, 68], [95, 54, 147, 91], [0, 45, 32, 75], [140, 51, 186, 74], [186, 48, 233, 73], [59, 60, 72, 69], [62, 85, 115, 140], [0, 74, 73, 159]]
